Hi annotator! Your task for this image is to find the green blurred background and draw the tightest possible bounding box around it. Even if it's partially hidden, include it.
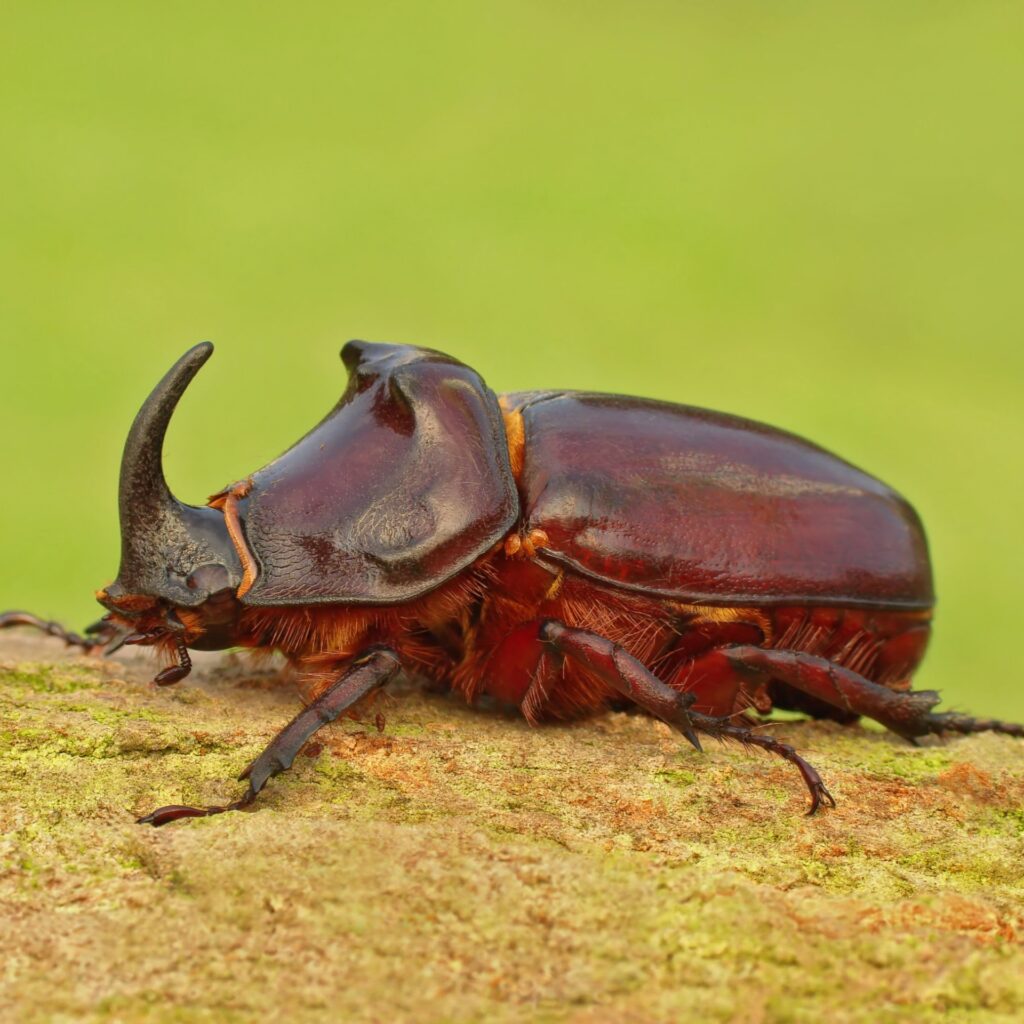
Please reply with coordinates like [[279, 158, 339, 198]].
[[1, 3, 1021, 717]]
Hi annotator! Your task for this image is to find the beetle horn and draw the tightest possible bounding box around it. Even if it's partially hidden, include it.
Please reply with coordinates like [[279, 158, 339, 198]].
[[119, 342, 212, 531], [110, 342, 241, 605]]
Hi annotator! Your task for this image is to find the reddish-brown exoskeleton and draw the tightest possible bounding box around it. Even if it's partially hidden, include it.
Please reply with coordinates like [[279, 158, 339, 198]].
[[3, 342, 1021, 825]]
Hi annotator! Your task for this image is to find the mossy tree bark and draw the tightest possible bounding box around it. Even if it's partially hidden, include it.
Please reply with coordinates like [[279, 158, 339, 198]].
[[2, 632, 1023, 1023]]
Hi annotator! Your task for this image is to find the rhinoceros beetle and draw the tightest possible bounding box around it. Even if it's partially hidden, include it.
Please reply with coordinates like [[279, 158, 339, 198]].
[[3, 341, 1021, 825]]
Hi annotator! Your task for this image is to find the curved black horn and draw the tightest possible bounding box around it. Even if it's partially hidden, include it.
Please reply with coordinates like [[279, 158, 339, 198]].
[[111, 343, 242, 605], [119, 342, 213, 534]]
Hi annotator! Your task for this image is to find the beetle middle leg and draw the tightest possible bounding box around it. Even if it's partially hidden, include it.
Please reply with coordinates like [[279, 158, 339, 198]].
[[538, 620, 834, 814], [136, 646, 402, 827]]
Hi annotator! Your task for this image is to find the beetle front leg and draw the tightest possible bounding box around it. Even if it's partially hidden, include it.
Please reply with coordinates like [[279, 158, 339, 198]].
[[538, 620, 834, 814], [0, 610, 123, 653], [0, 610, 88, 648], [136, 646, 402, 827]]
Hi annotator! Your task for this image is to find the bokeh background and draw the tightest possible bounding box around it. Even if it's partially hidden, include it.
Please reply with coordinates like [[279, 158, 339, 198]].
[[1, 3, 1021, 717]]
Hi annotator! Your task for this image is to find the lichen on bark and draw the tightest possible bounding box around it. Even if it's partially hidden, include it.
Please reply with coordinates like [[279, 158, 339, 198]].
[[2, 631, 1023, 1023]]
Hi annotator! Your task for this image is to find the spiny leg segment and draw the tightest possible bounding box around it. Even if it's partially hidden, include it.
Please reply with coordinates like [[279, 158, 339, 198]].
[[0, 610, 119, 652], [538, 619, 834, 814], [137, 646, 402, 827], [1, 610, 194, 683], [721, 645, 1024, 742], [685, 709, 835, 813]]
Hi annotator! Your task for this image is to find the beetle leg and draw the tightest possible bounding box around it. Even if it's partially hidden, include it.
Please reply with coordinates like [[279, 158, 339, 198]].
[[538, 619, 702, 750], [539, 621, 834, 814], [136, 646, 402, 827], [685, 710, 836, 815], [86, 617, 134, 652], [0, 610, 124, 654], [719, 645, 1024, 742], [915, 710, 1024, 740]]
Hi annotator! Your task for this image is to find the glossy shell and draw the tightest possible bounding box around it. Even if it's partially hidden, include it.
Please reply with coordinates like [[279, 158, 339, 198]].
[[507, 391, 933, 609], [237, 343, 519, 605]]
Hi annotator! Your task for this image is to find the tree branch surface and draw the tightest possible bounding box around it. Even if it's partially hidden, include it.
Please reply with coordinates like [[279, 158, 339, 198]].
[[2, 632, 1023, 1023]]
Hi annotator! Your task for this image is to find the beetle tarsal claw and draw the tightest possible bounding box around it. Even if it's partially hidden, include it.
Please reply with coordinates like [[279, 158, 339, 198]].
[[679, 722, 703, 752], [806, 781, 837, 816], [670, 693, 702, 751]]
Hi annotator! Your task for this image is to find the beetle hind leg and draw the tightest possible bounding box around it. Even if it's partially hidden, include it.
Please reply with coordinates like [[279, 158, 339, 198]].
[[916, 710, 1024, 740], [720, 644, 1024, 743]]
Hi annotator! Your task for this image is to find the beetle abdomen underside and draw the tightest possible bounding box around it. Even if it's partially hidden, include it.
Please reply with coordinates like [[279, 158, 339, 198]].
[[504, 391, 934, 610], [457, 562, 932, 723]]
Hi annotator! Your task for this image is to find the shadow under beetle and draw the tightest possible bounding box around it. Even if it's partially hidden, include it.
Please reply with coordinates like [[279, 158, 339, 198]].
[[3, 341, 1021, 825]]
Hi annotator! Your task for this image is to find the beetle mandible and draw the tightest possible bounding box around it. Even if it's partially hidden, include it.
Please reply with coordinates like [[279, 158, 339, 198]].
[[3, 341, 1021, 825]]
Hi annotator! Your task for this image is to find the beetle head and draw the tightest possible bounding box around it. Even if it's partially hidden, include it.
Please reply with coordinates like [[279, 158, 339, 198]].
[[98, 343, 242, 619]]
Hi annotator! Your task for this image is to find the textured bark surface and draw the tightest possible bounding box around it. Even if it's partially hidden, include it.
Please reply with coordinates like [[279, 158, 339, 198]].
[[2, 631, 1023, 1023]]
